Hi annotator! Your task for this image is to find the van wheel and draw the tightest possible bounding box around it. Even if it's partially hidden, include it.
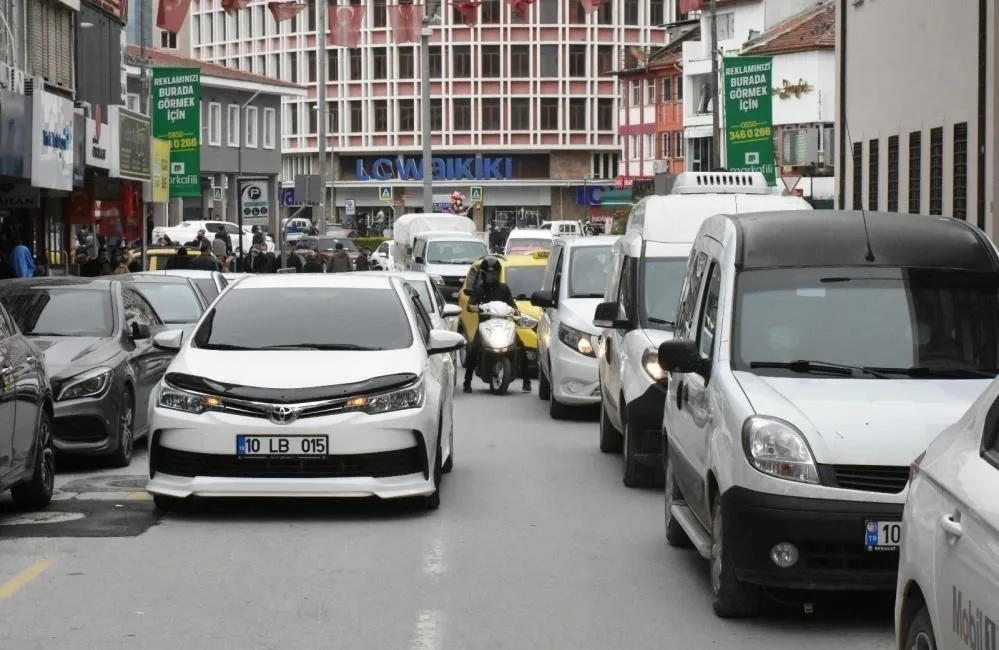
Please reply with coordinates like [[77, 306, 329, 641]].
[[622, 421, 654, 487], [710, 500, 761, 618], [598, 399, 622, 453], [903, 605, 936, 650], [538, 368, 551, 401], [664, 454, 692, 548]]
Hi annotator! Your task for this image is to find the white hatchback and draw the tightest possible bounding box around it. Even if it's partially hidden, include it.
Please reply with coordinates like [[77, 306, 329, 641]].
[[895, 379, 999, 650], [144, 273, 465, 511]]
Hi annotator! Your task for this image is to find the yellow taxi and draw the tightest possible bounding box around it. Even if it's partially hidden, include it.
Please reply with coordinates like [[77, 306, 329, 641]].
[[457, 251, 549, 373]]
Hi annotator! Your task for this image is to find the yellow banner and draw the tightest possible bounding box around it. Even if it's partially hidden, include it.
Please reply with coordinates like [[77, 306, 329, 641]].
[[151, 138, 171, 203]]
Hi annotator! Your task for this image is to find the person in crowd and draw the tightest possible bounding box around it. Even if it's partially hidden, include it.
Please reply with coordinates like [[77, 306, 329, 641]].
[[189, 241, 220, 271], [8, 236, 35, 278], [251, 225, 265, 248], [302, 254, 325, 273], [354, 248, 370, 271], [216, 225, 233, 255], [212, 229, 228, 260], [166, 246, 192, 270], [251, 245, 272, 273], [108, 248, 129, 275], [283, 243, 304, 272], [156, 234, 173, 246], [327, 242, 353, 273], [185, 229, 207, 248]]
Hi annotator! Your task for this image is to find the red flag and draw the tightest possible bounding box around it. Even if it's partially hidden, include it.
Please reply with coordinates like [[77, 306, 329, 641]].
[[452, 0, 482, 26], [389, 4, 424, 44], [579, 0, 601, 14], [156, 0, 193, 33], [221, 0, 251, 14], [678, 0, 705, 12], [328, 5, 366, 48], [268, 1, 308, 22], [506, 0, 535, 20]]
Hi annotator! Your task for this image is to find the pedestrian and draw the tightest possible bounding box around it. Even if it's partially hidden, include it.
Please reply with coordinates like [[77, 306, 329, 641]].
[[354, 247, 370, 271], [212, 229, 228, 259], [8, 235, 35, 278], [166, 246, 192, 270], [283, 243, 304, 272], [302, 254, 325, 273], [185, 229, 207, 248], [108, 248, 129, 275], [216, 225, 233, 255], [189, 241, 220, 271], [327, 242, 353, 273]]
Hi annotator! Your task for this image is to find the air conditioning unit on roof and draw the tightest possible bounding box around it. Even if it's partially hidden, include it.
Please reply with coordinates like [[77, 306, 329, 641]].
[[670, 171, 771, 195]]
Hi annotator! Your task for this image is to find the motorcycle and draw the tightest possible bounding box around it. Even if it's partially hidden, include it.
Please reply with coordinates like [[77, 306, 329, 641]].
[[469, 301, 531, 395]]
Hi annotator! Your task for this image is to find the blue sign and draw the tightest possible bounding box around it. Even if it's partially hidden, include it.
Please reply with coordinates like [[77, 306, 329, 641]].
[[356, 156, 513, 182], [0, 90, 29, 179], [282, 186, 314, 207], [576, 185, 613, 207]]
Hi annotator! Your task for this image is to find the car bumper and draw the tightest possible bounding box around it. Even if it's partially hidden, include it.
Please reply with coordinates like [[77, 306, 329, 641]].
[[51, 393, 121, 455], [550, 342, 600, 404], [722, 486, 902, 591], [626, 384, 666, 461]]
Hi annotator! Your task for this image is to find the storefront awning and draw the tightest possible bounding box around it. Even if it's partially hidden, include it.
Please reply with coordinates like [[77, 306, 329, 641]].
[[599, 190, 634, 207]]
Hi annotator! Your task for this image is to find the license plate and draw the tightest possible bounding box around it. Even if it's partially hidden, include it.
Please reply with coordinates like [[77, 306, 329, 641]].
[[236, 435, 328, 457], [865, 519, 902, 550]]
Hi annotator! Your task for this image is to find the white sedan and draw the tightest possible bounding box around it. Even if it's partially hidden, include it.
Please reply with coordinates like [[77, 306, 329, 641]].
[[895, 378, 999, 650], [144, 273, 465, 511]]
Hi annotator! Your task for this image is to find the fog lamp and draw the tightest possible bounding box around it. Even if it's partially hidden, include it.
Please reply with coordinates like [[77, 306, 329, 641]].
[[770, 542, 799, 568]]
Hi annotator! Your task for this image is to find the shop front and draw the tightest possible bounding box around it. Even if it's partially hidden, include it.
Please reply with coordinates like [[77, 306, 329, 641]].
[[104, 106, 149, 244], [30, 85, 76, 274], [0, 86, 36, 259]]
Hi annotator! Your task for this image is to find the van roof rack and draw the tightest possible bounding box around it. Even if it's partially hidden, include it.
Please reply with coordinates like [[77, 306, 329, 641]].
[[670, 171, 771, 195]]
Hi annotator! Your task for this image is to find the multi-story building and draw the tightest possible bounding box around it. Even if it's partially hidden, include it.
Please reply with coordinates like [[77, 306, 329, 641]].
[[186, 0, 673, 228], [837, 0, 995, 237], [125, 0, 189, 51]]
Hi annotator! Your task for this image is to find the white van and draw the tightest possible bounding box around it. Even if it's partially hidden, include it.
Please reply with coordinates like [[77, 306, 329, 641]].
[[504, 228, 553, 256], [593, 172, 811, 487]]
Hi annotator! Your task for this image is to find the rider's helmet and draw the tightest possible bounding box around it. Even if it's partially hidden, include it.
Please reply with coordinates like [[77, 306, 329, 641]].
[[480, 256, 502, 286]]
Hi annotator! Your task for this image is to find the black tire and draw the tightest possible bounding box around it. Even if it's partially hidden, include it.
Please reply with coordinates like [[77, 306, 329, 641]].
[[598, 398, 623, 453], [488, 357, 513, 395], [710, 499, 762, 617], [664, 452, 692, 547], [903, 605, 937, 650], [457, 325, 469, 368], [107, 387, 135, 468], [622, 420, 655, 487], [538, 367, 551, 401], [549, 394, 571, 419], [424, 438, 443, 510], [442, 421, 454, 474], [10, 410, 55, 511], [153, 494, 186, 512]]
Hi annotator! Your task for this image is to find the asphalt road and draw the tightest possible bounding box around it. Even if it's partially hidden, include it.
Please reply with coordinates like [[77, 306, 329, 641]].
[[0, 381, 894, 650]]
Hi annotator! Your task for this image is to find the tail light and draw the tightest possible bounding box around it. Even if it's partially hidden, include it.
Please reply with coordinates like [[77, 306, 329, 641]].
[[909, 450, 927, 483]]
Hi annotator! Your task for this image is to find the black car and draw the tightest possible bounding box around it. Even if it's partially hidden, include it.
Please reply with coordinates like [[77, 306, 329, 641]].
[[0, 277, 177, 467], [0, 298, 55, 510]]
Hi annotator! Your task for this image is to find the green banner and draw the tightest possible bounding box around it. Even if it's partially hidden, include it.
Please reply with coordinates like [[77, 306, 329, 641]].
[[723, 56, 776, 185], [151, 67, 201, 198]]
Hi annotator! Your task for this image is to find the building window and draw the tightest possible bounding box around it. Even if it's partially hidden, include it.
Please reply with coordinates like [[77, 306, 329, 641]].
[[372, 47, 388, 79], [286, 105, 298, 136], [372, 100, 388, 132], [645, 133, 654, 159], [661, 76, 671, 102], [674, 132, 684, 158], [569, 98, 586, 130], [245, 106, 258, 148], [263, 107, 276, 149], [327, 51, 339, 81], [308, 103, 318, 133], [629, 135, 639, 160], [430, 98, 443, 130], [511, 98, 530, 130], [597, 98, 613, 131], [676, 77, 683, 101], [480, 0, 501, 23], [373, 0, 387, 27], [597, 1, 612, 24], [631, 81, 640, 107], [481, 98, 501, 130], [482, 45, 501, 77], [326, 102, 340, 132], [908, 131, 922, 213], [398, 48, 415, 78], [886, 135, 899, 212], [929, 126, 943, 215], [646, 79, 655, 105], [539, 0, 558, 23], [851, 141, 862, 210], [540, 45, 558, 77], [453, 98, 472, 130], [540, 98, 558, 130], [868, 138, 879, 210], [429, 46, 442, 77], [510, 45, 530, 77], [662, 132, 671, 158], [349, 50, 363, 79], [287, 52, 298, 83], [953, 122, 968, 220], [350, 100, 363, 133], [597, 46, 613, 75], [227, 105, 239, 146], [650, 0, 665, 25], [453, 46, 472, 77], [208, 102, 222, 146], [126, 93, 140, 112], [398, 99, 415, 131], [715, 12, 735, 40], [569, 45, 586, 77], [159, 30, 177, 49], [624, 0, 639, 24]]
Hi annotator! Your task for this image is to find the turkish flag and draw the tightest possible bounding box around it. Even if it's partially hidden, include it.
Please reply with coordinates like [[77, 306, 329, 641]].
[[156, 0, 193, 34], [579, 0, 601, 14], [389, 4, 424, 44], [328, 5, 366, 49], [220, 0, 252, 15], [452, 0, 482, 26], [268, 1, 308, 22], [506, 0, 535, 20], [678, 0, 705, 13]]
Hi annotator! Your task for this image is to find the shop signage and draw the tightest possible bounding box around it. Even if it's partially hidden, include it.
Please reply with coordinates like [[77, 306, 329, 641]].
[[151, 138, 170, 203], [0, 90, 29, 180], [85, 0, 127, 22], [85, 104, 113, 170], [576, 185, 612, 206], [31, 87, 75, 191], [73, 112, 85, 187], [111, 105, 150, 181], [239, 178, 270, 227], [723, 55, 776, 185], [0, 183, 39, 208], [356, 156, 514, 182], [151, 67, 201, 198]]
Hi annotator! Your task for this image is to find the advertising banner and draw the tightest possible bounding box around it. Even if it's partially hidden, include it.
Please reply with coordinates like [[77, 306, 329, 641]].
[[31, 88, 75, 191], [0, 90, 30, 179], [152, 138, 171, 203], [111, 106, 150, 181], [85, 104, 113, 170], [151, 67, 200, 198], [723, 55, 776, 185], [239, 178, 270, 227], [73, 112, 85, 188]]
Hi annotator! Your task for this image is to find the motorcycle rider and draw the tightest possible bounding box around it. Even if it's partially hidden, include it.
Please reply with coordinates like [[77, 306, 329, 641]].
[[463, 256, 531, 394]]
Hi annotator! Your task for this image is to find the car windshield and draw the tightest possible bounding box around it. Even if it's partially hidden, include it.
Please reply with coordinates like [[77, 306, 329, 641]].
[[131, 283, 204, 324], [298, 238, 357, 252], [427, 241, 487, 264], [568, 246, 613, 298], [733, 267, 999, 376], [2, 288, 114, 337], [193, 287, 413, 350], [507, 239, 551, 255], [505, 266, 546, 300], [643, 258, 688, 328], [192, 278, 219, 301], [404, 280, 434, 314]]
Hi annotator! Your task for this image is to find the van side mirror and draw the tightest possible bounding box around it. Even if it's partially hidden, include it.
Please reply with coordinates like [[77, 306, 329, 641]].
[[414, 256, 425, 264], [658, 340, 704, 375], [593, 301, 629, 329], [531, 290, 554, 308]]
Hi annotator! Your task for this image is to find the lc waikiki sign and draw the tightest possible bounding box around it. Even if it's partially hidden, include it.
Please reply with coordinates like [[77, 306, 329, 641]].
[[356, 156, 514, 182], [151, 67, 201, 198]]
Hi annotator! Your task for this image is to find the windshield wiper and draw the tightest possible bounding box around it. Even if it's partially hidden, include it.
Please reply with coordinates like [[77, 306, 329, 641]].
[[648, 317, 675, 327], [749, 359, 889, 378], [198, 343, 255, 351], [257, 343, 384, 351], [865, 366, 999, 379]]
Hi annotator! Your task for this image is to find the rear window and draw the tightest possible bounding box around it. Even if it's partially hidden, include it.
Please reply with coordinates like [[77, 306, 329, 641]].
[[507, 238, 551, 254], [193, 278, 219, 301], [131, 282, 204, 324]]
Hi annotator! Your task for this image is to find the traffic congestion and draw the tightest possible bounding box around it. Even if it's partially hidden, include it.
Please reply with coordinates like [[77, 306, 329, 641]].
[[0, 171, 996, 650]]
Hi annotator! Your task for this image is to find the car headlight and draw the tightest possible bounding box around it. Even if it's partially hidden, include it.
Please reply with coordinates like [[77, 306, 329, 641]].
[[431, 275, 445, 285], [742, 416, 820, 484], [642, 347, 665, 381], [558, 323, 594, 357], [516, 314, 539, 330], [58, 367, 114, 401], [344, 377, 425, 415], [157, 384, 224, 414]]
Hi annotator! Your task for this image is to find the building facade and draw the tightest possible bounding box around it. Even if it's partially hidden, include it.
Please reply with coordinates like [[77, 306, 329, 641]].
[[125, 0, 189, 51], [185, 0, 673, 228], [836, 0, 994, 237]]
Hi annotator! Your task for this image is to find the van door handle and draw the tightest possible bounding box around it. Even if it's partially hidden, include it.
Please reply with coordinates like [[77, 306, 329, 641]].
[[941, 514, 963, 539]]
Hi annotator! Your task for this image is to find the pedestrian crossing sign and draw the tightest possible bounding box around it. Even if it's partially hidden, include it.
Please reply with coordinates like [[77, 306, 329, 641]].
[[470, 186, 483, 203], [379, 186, 393, 202]]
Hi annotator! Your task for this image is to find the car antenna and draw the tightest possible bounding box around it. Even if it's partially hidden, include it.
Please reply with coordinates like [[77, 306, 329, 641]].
[[843, 117, 876, 262]]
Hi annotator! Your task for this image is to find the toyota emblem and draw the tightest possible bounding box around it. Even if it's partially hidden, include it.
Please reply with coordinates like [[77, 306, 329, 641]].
[[268, 405, 298, 424]]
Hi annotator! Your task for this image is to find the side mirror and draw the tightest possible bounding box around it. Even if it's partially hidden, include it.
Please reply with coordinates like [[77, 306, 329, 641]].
[[427, 330, 466, 355], [530, 290, 554, 308], [593, 300, 629, 329], [414, 256, 425, 264], [442, 304, 462, 318], [152, 329, 184, 351], [130, 322, 151, 340], [658, 340, 703, 374]]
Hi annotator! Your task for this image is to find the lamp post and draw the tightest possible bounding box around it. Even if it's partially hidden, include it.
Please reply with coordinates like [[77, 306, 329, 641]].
[[316, 0, 330, 233], [583, 173, 592, 221], [236, 89, 263, 258], [708, 0, 721, 169], [420, 2, 441, 214]]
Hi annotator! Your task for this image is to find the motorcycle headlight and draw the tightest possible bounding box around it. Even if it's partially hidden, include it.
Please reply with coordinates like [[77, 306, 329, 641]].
[[558, 323, 594, 357], [641, 348, 665, 381], [344, 377, 425, 415], [742, 416, 820, 484], [157, 384, 224, 415], [58, 367, 114, 401], [516, 314, 539, 330]]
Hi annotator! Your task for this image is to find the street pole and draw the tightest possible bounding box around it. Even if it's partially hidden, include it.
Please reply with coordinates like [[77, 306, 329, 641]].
[[237, 89, 263, 259], [316, 0, 329, 233], [708, 0, 721, 169], [583, 174, 591, 221], [420, 2, 439, 215], [139, 1, 150, 268]]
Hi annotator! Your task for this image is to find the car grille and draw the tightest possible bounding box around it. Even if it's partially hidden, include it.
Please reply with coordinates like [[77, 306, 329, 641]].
[[152, 444, 425, 479], [797, 541, 901, 572], [820, 465, 910, 494]]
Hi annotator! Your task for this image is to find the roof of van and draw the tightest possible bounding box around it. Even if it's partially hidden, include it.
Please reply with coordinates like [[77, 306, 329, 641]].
[[630, 193, 811, 243], [560, 235, 620, 249], [729, 210, 997, 270]]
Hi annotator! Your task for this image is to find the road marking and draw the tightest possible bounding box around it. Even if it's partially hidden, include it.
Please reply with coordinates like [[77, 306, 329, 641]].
[[0, 558, 53, 600], [0, 512, 86, 526], [422, 536, 446, 576], [126, 491, 153, 501], [410, 609, 442, 650]]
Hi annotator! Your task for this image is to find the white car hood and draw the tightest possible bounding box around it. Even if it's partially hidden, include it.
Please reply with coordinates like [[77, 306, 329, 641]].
[[733, 372, 992, 466], [170, 348, 423, 389], [641, 327, 673, 349], [425, 262, 471, 278], [559, 298, 603, 335]]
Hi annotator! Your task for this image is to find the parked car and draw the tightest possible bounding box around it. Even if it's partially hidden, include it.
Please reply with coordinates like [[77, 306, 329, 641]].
[[123, 275, 210, 336], [151, 220, 274, 253], [133, 269, 229, 303], [294, 235, 362, 269], [0, 277, 178, 467]]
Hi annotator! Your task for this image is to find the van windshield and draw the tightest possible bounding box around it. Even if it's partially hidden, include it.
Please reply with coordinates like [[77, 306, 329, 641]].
[[733, 267, 999, 378], [642, 258, 688, 329], [426, 241, 487, 264]]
